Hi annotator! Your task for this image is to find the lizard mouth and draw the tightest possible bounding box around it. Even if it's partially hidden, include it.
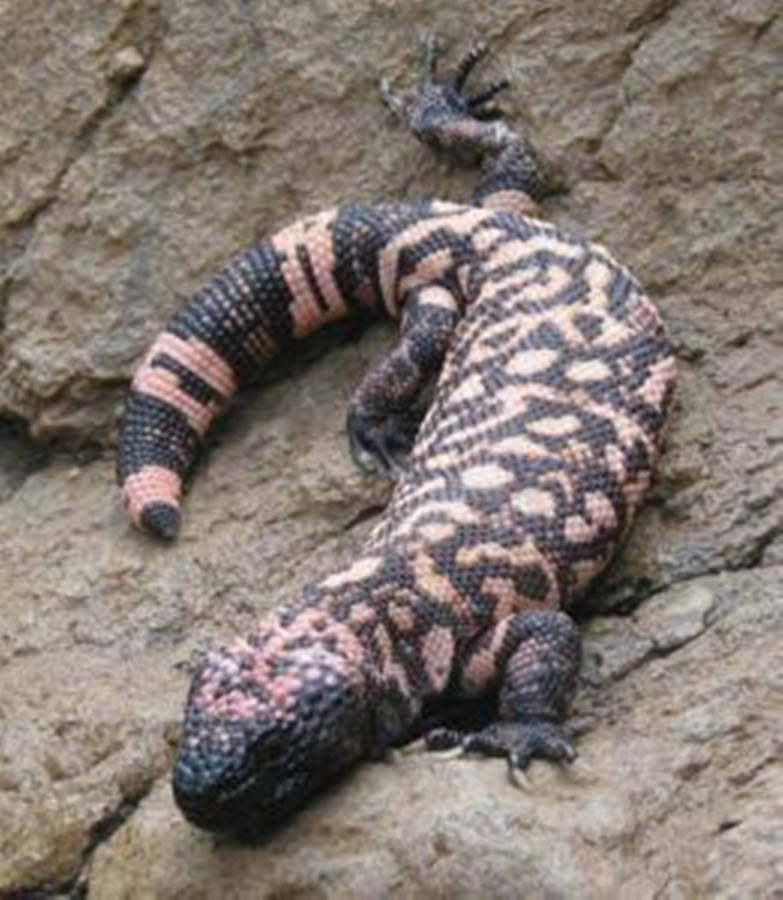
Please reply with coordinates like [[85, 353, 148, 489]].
[[171, 748, 313, 835], [172, 756, 254, 831]]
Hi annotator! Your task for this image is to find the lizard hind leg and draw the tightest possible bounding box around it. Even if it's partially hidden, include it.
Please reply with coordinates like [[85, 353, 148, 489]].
[[380, 38, 546, 211]]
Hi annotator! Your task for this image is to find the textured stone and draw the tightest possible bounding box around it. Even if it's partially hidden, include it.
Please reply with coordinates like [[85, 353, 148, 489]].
[[0, 0, 781, 895]]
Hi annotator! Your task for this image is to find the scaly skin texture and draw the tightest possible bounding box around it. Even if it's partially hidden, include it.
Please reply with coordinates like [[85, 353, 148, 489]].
[[117, 41, 676, 834]]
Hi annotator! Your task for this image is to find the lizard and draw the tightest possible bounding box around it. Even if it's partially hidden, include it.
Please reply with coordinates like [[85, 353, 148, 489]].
[[116, 39, 676, 834]]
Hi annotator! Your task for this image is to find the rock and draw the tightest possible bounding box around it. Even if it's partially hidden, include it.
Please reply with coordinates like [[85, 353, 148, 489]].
[[108, 47, 147, 85], [634, 581, 714, 652], [86, 761, 650, 899], [0, 0, 781, 895]]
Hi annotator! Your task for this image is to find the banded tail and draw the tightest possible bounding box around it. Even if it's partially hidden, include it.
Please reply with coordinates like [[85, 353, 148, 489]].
[[118, 207, 369, 539]]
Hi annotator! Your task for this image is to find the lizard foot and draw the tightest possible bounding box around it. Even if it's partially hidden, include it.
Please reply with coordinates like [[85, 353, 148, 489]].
[[380, 37, 512, 160], [422, 718, 577, 778], [346, 407, 424, 478]]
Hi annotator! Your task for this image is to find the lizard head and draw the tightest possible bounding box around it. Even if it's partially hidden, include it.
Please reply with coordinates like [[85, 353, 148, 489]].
[[171, 619, 372, 835]]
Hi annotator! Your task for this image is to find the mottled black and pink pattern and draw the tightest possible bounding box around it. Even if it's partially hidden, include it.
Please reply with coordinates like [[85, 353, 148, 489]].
[[117, 42, 676, 834]]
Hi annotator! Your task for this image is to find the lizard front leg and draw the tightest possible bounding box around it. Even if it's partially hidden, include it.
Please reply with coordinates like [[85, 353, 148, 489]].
[[347, 284, 460, 477], [425, 610, 581, 774]]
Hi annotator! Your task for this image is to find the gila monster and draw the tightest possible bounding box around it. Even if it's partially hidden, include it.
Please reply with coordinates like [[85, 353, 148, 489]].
[[117, 40, 676, 833]]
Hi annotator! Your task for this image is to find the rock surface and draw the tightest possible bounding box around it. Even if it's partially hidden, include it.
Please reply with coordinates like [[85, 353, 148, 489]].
[[0, 0, 781, 896]]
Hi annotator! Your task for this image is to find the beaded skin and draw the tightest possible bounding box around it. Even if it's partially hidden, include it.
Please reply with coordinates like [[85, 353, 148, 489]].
[[117, 41, 676, 833]]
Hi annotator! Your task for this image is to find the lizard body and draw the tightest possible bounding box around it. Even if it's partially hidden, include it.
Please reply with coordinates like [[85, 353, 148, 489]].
[[117, 42, 675, 833]]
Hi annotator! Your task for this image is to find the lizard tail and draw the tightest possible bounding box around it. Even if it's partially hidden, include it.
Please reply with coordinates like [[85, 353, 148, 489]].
[[117, 209, 356, 539]]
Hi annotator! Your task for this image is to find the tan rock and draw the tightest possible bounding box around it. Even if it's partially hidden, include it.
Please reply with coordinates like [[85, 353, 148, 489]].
[[0, 0, 781, 895]]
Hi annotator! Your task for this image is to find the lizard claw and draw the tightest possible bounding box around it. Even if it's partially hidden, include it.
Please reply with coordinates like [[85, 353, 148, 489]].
[[453, 41, 490, 90], [562, 756, 598, 784], [429, 745, 466, 761], [506, 758, 534, 792], [467, 79, 511, 116], [379, 76, 407, 118], [399, 737, 428, 755], [420, 33, 446, 83], [399, 737, 464, 760]]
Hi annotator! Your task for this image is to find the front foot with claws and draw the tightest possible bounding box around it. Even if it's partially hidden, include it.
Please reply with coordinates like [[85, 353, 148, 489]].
[[421, 717, 577, 783], [347, 407, 424, 479]]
